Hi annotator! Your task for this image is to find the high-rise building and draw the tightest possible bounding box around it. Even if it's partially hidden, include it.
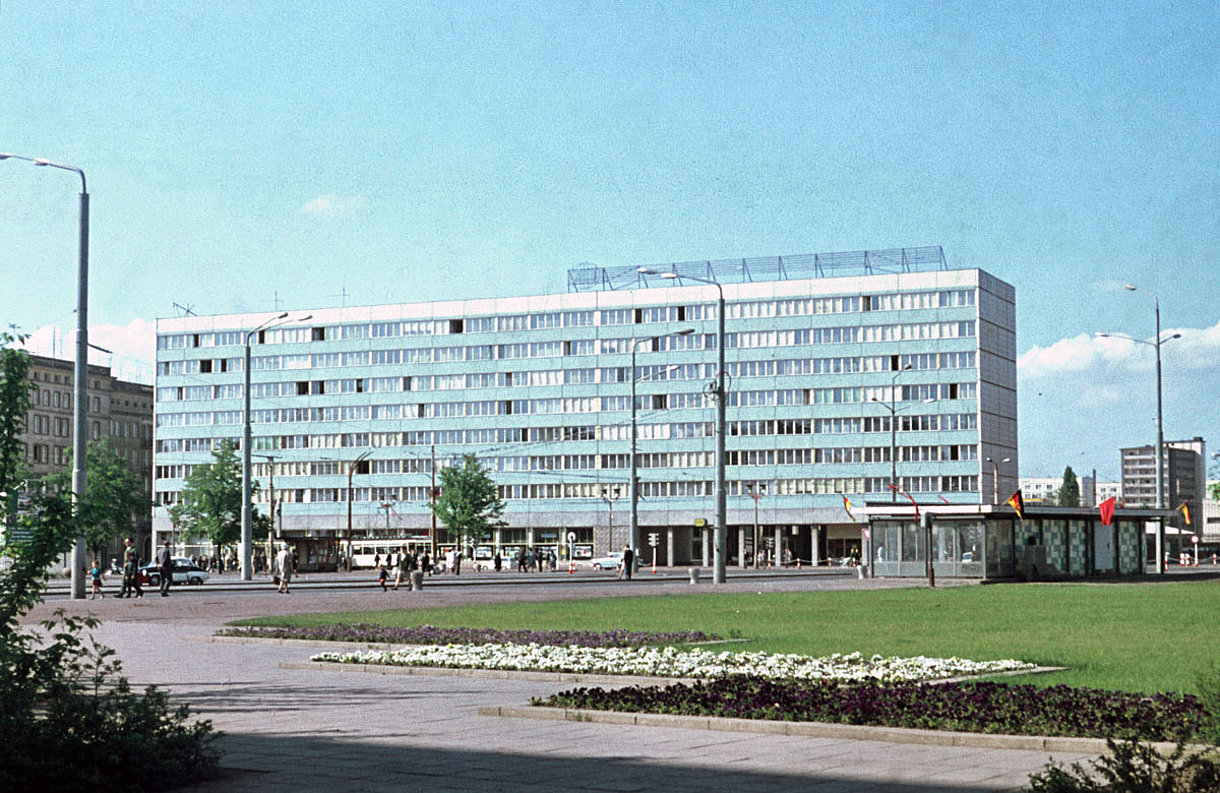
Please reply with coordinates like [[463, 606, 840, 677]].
[[152, 246, 1017, 570], [1120, 439, 1204, 534]]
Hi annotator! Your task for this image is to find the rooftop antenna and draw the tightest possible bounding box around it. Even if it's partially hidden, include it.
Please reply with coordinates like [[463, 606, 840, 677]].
[[332, 286, 350, 307], [172, 302, 197, 317]]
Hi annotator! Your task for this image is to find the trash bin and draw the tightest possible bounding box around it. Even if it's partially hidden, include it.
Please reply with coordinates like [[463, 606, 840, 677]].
[[411, 569, 424, 590], [688, 568, 699, 584]]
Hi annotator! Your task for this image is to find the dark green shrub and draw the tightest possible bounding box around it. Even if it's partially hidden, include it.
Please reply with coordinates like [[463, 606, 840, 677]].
[[1026, 739, 1220, 792]]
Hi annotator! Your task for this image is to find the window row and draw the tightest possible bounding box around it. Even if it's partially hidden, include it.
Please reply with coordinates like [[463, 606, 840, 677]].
[[156, 321, 977, 376], [157, 474, 980, 506]]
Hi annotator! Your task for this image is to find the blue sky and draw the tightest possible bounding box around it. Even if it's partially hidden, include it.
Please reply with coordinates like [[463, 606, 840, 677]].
[[2, 2, 1217, 480]]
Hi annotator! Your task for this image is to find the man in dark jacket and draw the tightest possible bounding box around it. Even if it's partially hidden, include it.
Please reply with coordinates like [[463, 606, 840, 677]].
[[621, 545, 634, 581], [155, 539, 175, 597]]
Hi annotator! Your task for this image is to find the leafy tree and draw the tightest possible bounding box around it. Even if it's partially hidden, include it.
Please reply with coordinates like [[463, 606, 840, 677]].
[[174, 439, 263, 556], [48, 439, 150, 561], [1057, 466, 1080, 508], [431, 454, 506, 552], [0, 332, 33, 504]]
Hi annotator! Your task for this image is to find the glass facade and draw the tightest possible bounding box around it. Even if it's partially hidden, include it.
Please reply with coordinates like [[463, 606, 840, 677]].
[[152, 260, 1017, 565]]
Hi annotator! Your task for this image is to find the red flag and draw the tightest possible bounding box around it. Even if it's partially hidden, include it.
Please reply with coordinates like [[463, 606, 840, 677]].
[[1098, 496, 1116, 526], [1179, 501, 1192, 526], [841, 494, 856, 522], [1006, 490, 1025, 522]]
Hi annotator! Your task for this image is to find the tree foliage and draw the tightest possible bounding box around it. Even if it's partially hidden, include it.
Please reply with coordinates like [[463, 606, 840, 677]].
[[1057, 466, 1081, 508], [0, 333, 33, 505], [173, 439, 261, 549], [0, 335, 218, 789], [431, 453, 506, 549], [48, 438, 150, 559]]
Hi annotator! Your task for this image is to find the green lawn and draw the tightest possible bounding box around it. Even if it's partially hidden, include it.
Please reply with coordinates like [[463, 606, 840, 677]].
[[235, 580, 1220, 694]]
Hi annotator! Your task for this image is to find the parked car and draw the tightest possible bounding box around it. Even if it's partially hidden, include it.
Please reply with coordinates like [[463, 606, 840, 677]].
[[587, 552, 623, 571], [138, 557, 210, 586]]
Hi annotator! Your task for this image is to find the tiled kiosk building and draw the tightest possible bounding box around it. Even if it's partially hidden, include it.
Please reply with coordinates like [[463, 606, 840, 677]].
[[152, 246, 1020, 572]]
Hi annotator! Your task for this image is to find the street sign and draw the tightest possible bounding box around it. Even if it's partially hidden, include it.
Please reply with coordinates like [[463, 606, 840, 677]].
[[694, 518, 706, 528], [567, 531, 576, 544]]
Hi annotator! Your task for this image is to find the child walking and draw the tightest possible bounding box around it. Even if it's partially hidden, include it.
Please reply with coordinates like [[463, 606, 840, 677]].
[[90, 562, 104, 599]]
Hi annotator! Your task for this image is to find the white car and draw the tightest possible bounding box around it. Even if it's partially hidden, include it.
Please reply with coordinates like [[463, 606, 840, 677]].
[[139, 557, 211, 586], [587, 552, 623, 571]]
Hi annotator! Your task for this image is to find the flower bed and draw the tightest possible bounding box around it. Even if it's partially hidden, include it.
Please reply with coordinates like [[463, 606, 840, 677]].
[[310, 644, 1034, 683], [220, 623, 719, 648], [536, 677, 1211, 743]]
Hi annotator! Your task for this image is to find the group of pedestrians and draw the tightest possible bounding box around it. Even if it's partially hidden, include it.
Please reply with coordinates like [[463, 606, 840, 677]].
[[90, 536, 149, 599], [377, 547, 432, 591], [515, 548, 557, 572]]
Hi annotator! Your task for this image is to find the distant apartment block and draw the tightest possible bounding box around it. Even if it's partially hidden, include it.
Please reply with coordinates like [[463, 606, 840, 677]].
[[19, 354, 155, 556]]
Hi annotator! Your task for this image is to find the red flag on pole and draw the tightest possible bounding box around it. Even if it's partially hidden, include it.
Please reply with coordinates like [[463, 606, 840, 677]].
[[1006, 490, 1025, 522], [1098, 496, 1116, 526]]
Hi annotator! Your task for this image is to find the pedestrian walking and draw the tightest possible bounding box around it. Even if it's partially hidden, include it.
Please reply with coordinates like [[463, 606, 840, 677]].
[[620, 544, 634, 581], [378, 564, 388, 591], [493, 552, 502, 572], [155, 539, 174, 597], [275, 542, 294, 593], [118, 537, 143, 598], [90, 561, 104, 599]]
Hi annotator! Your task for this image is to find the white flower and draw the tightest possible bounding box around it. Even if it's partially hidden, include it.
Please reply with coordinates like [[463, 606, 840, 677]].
[[310, 643, 1033, 682]]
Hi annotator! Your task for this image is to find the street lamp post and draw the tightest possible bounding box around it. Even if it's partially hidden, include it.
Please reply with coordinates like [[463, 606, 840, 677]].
[[628, 328, 693, 566], [255, 453, 278, 571], [601, 486, 621, 549], [242, 312, 310, 581], [1, 153, 89, 599], [346, 450, 374, 572], [652, 271, 728, 583], [1098, 287, 1180, 575], [985, 457, 1011, 505], [885, 365, 911, 502], [747, 483, 766, 568]]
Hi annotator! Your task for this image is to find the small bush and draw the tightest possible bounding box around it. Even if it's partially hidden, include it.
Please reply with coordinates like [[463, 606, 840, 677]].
[[1026, 739, 1220, 792]]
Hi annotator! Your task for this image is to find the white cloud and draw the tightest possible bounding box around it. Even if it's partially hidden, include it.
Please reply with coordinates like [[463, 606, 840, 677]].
[[300, 194, 367, 218], [1017, 320, 1220, 380], [18, 319, 155, 384]]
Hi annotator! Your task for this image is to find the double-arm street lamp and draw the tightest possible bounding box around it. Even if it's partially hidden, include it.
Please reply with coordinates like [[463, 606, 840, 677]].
[[346, 449, 374, 571], [242, 312, 310, 581], [1097, 283, 1180, 574], [871, 365, 912, 502], [985, 457, 1012, 505], [601, 485, 621, 549], [1, 153, 90, 599], [640, 269, 729, 584], [628, 328, 694, 564]]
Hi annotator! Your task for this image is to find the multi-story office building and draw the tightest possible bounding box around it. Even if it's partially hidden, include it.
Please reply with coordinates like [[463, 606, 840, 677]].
[[1121, 439, 1203, 535], [18, 354, 155, 557], [152, 246, 1017, 570]]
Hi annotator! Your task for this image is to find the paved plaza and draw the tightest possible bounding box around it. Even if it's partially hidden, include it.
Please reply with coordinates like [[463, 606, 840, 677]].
[[25, 574, 1094, 792]]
